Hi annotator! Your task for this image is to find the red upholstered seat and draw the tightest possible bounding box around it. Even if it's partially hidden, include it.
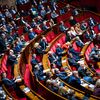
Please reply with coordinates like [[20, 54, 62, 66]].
[[18, 26, 23, 36], [1, 55, 8, 72], [46, 31, 56, 43], [24, 34, 29, 41], [24, 64, 31, 88], [85, 43, 94, 61]]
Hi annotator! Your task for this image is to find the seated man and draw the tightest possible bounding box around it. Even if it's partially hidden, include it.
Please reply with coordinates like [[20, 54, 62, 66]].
[[54, 68, 68, 80], [69, 16, 77, 26], [1, 72, 16, 87], [42, 21, 49, 31], [89, 45, 100, 62], [68, 71, 81, 86], [40, 7, 47, 19], [39, 36, 48, 50], [75, 36, 84, 48], [72, 8, 79, 16], [83, 30, 93, 41], [78, 62, 89, 78], [59, 21, 68, 33], [75, 23, 83, 35], [34, 42, 45, 55], [80, 21, 88, 30], [7, 50, 17, 75], [51, 10, 59, 24], [37, 16, 43, 24], [46, 6, 51, 14], [98, 24, 100, 31], [30, 5, 38, 18], [68, 44, 81, 61], [28, 28, 37, 40], [32, 64, 46, 81], [31, 53, 39, 66], [88, 17, 97, 27], [59, 8, 65, 15], [68, 54, 79, 69], [16, 0, 29, 5], [48, 51, 62, 68], [93, 79, 100, 97], [31, 19, 37, 28], [56, 44, 66, 58]]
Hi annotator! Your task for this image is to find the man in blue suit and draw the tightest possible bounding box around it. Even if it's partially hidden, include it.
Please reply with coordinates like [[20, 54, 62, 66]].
[[28, 28, 37, 40]]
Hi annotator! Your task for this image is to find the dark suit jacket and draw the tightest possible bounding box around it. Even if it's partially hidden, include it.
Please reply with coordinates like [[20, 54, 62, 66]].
[[0, 37, 6, 54], [2, 77, 15, 87], [56, 47, 64, 56], [7, 55, 17, 66], [69, 19, 77, 26], [39, 39, 48, 50], [76, 40, 84, 48], [48, 53, 61, 67]]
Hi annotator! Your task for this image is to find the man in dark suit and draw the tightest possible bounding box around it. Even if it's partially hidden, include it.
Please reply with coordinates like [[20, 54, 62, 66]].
[[1, 72, 16, 87], [54, 69, 68, 80], [31, 54, 39, 66], [7, 50, 17, 76], [75, 37, 84, 48], [88, 17, 97, 27], [34, 42, 45, 55], [59, 21, 68, 33], [56, 44, 66, 57], [69, 16, 77, 26], [48, 51, 62, 68], [68, 71, 81, 86], [39, 36, 48, 50], [33, 64, 46, 81], [68, 44, 80, 61], [28, 28, 37, 40], [0, 34, 7, 54], [42, 21, 49, 31]]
